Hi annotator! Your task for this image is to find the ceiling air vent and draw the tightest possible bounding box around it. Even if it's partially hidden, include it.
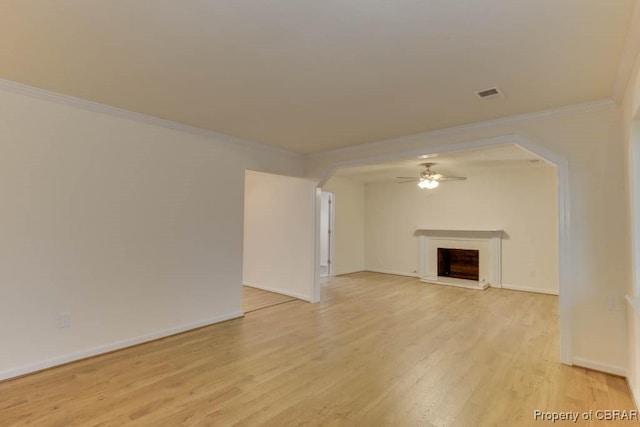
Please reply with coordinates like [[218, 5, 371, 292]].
[[476, 86, 503, 100]]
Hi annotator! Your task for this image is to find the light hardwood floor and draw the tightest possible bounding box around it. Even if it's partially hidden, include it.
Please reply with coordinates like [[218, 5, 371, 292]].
[[1, 272, 637, 426], [243, 286, 296, 313]]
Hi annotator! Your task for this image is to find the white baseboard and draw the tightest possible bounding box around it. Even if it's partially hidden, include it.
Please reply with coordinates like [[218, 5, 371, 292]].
[[500, 283, 559, 296], [333, 269, 365, 276], [243, 283, 311, 302], [364, 269, 419, 278], [627, 378, 640, 411], [572, 357, 628, 377], [0, 311, 243, 382]]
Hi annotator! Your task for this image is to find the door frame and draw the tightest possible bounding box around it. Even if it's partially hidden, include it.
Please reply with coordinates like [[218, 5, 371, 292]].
[[319, 191, 335, 277]]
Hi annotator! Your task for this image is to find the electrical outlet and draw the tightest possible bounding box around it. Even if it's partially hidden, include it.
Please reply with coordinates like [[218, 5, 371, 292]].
[[58, 312, 72, 329], [608, 296, 622, 311]]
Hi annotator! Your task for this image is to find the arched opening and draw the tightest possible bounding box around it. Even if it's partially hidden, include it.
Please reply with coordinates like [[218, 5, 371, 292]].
[[312, 135, 572, 364]]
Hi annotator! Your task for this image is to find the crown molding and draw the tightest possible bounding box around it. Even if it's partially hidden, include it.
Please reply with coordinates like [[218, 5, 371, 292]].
[[0, 78, 618, 162], [614, 1, 640, 102], [0, 78, 303, 160], [309, 99, 617, 159]]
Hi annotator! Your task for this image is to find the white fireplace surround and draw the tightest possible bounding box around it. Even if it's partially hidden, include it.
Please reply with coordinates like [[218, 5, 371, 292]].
[[417, 229, 503, 290]]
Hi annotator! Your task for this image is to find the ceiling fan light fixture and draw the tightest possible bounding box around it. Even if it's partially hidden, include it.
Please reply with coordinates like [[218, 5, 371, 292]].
[[418, 179, 439, 189], [400, 162, 465, 188]]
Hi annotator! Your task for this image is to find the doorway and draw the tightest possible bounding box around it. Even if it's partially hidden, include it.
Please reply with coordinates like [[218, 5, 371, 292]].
[[319, 192, 335, 277], [243, 169, 317, 310]]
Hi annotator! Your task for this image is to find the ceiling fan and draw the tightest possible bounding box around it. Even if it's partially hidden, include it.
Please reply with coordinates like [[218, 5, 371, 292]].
[[397, 162, 466, 189]]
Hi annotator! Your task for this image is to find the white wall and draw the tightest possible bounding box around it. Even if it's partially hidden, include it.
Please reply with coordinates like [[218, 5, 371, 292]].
[[243, 170, 316, 300], [308, 105, 631, 373], [321, 176, 365, 275], [364, 165, 559, 293], [626, 118, 640, 407], [622, 6, 640, 408], [0, 85, 304, 380]]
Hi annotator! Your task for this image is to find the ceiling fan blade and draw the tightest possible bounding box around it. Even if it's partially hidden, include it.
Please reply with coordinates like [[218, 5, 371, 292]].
[[398, 181, 419, 184], [396, 177, 418, 180], [438, 176, 467, 181]]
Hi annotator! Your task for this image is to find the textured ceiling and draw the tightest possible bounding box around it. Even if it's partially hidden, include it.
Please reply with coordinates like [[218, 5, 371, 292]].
[[0, 1, 635, 153]]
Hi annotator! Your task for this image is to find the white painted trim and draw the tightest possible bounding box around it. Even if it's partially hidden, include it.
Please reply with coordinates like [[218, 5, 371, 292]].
[[364, 269, 419, 278], [614, 1, 640, 102], [0, 78, 616, 163], [421, 277, 489, 291], [492, 235, 502, 288], [627, 295, 640, 315], [501, 284, 559, 296], [417, 232, 502, 288], [313, 134, 573, 366], [320, 191, 336, 277], [515, 137, 572, 365], [0, 311, 243, 382], [333, 269, 366, 276], [243, 283, 311, 302], [558, 159, 572, 365], [0, 78, 302, 160], [310, 100, 616, 160], [419, 234, 428, 283], [309, 186, 321, 303], [572, 357, 628, 377], [627, 378, 640, 411], [328, 192, 336, 277], [319, 136, 535, 187], [414, 229, 503, 237], [312, 188, 322, 303]]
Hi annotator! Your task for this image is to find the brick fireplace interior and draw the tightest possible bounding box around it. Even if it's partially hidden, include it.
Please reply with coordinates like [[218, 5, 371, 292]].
[[437, 248, 480, 281]]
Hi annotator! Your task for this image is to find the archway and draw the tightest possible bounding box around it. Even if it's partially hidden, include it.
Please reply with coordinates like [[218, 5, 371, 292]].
[[312, 134, 572, 365]]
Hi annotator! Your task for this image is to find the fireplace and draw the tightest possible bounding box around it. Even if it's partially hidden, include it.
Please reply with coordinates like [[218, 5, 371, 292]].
[[417, 229, 502, 290], [437, 248, 479, 281]]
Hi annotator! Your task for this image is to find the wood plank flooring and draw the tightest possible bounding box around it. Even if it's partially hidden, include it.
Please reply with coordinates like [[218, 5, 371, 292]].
[[1, 272, 637, 426], [242, 286, 296, 313]]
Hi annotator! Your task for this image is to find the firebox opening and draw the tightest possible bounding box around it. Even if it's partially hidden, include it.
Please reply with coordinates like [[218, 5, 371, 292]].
[[437, 248, 480, 281]]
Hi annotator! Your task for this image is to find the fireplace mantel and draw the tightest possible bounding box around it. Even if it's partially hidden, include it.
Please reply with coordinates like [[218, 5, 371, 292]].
[[417, 229, 503, 290], [415, 229, 503, 238]]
